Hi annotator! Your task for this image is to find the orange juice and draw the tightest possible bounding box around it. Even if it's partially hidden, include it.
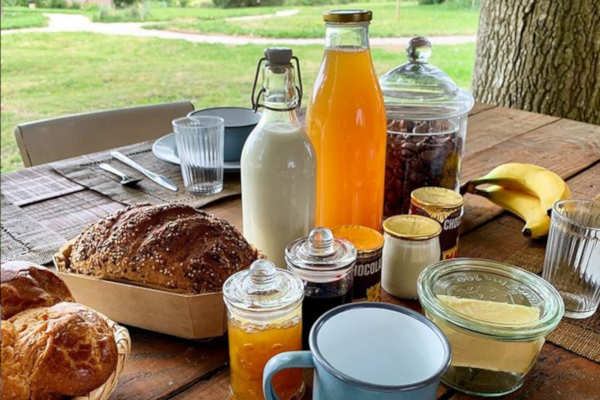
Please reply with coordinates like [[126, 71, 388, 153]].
[[307, 47, 387, 230], [228, 319, 303, 400]]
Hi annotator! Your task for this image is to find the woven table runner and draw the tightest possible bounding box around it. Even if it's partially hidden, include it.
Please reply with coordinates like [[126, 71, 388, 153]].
[[505, 247, 600, 363], [1, 196, 66, 265], [0, 167, 83, 206], [52, 141, 240, 208], [24, 190, 125, 241]]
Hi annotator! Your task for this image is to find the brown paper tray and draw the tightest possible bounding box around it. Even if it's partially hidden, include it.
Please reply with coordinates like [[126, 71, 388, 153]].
[[54, 257, 227, 340]]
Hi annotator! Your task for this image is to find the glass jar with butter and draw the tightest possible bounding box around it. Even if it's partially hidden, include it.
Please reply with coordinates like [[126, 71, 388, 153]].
[[417, 258, 564, 397]]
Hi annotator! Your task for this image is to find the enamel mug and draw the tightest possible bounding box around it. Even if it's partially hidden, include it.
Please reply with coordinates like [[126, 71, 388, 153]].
[[263, 302, 451, 400]]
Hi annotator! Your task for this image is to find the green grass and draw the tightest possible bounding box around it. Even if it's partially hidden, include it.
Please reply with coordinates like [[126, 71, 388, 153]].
[[0, 8, 48, 30], [146, 2, 480, 38], [1, 32, 474, 172]]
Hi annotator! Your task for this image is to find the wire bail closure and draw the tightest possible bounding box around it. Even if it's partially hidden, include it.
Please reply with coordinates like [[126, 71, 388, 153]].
[[251, 55, 303, 112]]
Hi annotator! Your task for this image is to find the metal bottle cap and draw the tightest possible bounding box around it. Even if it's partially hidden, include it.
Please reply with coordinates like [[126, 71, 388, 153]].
[[383, 215, 442, 241]]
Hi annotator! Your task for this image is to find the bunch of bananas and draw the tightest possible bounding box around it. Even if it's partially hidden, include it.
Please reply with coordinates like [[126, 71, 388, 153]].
[[465, 163, 571, 238]]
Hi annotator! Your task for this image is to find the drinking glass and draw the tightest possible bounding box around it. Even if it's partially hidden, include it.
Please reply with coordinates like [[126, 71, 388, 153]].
[[542, 199, 600, 319], [172, 116, 224, 195]]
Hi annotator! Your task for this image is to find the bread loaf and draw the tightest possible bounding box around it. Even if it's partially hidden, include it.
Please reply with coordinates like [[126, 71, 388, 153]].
[[1, 302, 118, 400], [1, 261, 74, 320], [1, 321, 30, 400], [55, 204, 259, 294]]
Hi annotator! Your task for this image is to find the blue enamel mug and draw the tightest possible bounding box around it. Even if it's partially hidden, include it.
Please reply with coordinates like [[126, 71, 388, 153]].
[[263, 302, 451, 400]]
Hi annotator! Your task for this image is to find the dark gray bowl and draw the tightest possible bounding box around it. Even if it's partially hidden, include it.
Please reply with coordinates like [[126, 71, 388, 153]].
[[188, 107, 260, 162]]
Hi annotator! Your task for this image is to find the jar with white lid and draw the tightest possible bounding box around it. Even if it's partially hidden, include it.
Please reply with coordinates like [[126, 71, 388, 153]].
[[381, 214, 441, 299], [379, 36, 474, 216], [285, 227, 356, 348], [222, 259, 305, 400]]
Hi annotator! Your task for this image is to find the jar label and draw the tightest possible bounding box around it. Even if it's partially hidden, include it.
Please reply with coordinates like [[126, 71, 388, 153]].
[[410, 203, 463, 259], [353, 250, 383, 300]]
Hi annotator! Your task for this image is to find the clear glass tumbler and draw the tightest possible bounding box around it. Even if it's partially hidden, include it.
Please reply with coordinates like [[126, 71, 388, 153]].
[[543, 199, 600, 319], [172, 116, 224, 195]]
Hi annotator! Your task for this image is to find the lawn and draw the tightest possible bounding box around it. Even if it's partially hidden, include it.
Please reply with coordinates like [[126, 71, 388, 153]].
[[1, 33, 474, 172], [146, 2, 480, 38], [0, 8, 48, 30], [2, 1, 480, 36]]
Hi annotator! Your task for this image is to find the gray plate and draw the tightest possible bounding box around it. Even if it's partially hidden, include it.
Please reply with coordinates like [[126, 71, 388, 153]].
[[152, 133, 240, 171]]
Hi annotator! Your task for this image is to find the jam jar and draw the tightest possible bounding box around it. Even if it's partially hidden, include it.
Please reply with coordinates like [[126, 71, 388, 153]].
[[379, 36, 474, 216], [285, 227, 356, 349], [223, 259, 305, 400]]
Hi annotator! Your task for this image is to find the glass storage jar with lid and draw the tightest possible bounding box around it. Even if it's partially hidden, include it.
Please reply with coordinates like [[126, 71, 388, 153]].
[[417, 258, 564, 397], [285, 227, 356, 348], [379, 36, 474, 216], [223, 259, 305, 400]]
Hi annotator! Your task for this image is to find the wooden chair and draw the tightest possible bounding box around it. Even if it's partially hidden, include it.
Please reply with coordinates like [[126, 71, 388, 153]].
[[14, 101, 195, 167]]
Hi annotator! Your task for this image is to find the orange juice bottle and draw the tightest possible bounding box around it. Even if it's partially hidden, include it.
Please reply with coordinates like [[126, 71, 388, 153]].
[[223, 260, 305, 400], [307, 10, 387, 231]]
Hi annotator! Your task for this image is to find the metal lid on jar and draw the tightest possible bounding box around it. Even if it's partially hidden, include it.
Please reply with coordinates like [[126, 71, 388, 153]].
[[383, 215, 442, 241], [379, 36, 474, 121], [222, 259, 304, 313], [411, 187, 464, 209], [285, 227, 357, 275], [331, 225, 384, 253], [323, 9, 372, 23]]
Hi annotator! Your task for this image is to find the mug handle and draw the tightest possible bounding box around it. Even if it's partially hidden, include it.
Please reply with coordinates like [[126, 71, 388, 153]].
[[263, 351, 314, 400]]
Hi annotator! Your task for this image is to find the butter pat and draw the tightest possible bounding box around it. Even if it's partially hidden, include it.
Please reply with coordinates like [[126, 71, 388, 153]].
[[435, 295, 544, 374], [437, 295, 540, 324]]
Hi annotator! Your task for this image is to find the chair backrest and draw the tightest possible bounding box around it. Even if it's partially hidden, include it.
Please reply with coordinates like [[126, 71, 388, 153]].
[[14, 101, 195, 167]]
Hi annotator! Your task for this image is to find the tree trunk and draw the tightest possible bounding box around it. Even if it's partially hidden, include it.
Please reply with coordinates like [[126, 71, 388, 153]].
[[472, 0, 600, 124]]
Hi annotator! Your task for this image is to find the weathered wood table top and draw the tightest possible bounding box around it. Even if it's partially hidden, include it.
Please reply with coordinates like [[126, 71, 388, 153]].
[[2, 103, 599, 400]]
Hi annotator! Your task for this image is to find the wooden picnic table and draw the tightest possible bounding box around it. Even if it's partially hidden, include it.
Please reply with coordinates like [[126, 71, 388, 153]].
[[2, 103, 599, 400]]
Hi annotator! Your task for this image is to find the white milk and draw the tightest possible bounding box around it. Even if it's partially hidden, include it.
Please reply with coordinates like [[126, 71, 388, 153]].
[[241, 119, 315, 267]]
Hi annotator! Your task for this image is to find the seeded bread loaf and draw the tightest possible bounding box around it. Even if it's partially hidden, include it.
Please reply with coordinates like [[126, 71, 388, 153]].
[[55, 204, 259, 294], [1, 261, 74, 320], [1, 302, 118, 400]]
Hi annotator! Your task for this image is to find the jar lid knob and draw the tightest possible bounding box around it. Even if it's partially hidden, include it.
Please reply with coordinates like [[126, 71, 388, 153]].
[[407, 36, 432, 63], [307, 227, 336, 257], [248, 259, 277, 286]]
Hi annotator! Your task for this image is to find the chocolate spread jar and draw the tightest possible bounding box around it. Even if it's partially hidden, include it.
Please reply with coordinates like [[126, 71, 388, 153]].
[[410, 186, 464, 260], [379, 36, 474, 216], [331, 225, 384, 301]]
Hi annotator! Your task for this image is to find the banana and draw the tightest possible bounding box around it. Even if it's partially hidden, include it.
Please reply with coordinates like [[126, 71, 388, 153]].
[[467, 163, 571, 215], [474, 185, 550, 238]]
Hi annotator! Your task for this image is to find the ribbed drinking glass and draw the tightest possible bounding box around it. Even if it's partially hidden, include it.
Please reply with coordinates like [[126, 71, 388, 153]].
[[172, 116, 224, 195], [542, 199, 600, 319]]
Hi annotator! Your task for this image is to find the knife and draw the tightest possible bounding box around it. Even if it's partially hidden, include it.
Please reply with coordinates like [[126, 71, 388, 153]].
[[111, 151, 178, 192]]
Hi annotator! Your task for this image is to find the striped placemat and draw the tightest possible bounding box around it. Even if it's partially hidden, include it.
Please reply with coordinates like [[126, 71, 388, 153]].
[[23, 190, 125, 241], [52, 141, 240, 209], [506, 247, 599, 363], [0, 196, 66, 265], [0, 167, 83, 206]]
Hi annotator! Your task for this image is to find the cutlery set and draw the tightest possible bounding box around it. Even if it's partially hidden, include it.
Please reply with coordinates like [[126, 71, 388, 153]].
[[99, 151, 179, 192]]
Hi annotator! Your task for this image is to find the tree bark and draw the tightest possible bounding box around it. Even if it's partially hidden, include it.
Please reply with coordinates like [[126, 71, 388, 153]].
[[472, 0, 600, 124]]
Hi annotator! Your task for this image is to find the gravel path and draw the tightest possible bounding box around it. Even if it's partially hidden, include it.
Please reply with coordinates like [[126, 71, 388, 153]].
[[2, 13, 477, 47]]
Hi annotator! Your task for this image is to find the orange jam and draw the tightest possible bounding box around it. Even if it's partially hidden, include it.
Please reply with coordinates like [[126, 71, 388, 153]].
[[228, 319, 303, 400]]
